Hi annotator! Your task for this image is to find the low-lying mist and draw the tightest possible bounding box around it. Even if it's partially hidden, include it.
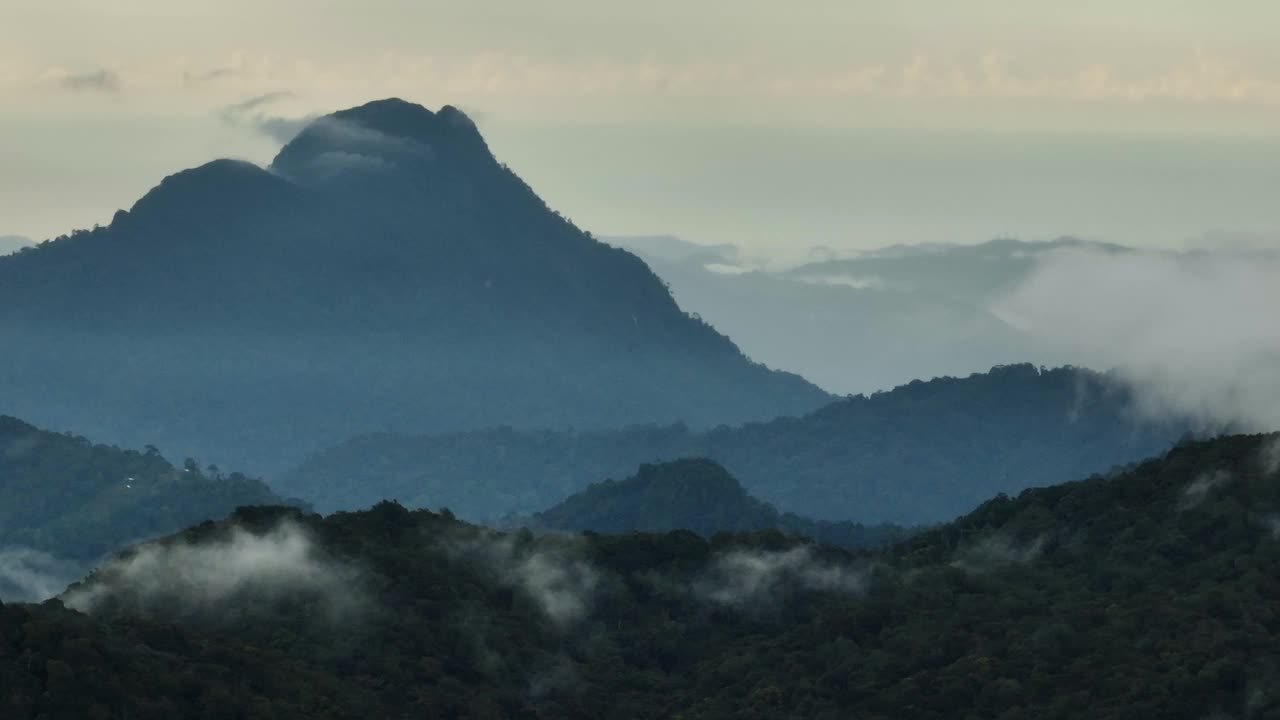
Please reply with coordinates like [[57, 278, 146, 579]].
[[993, 246, 1280, 431], [445, 531, 600, 628], [697, 546, 870, 610], [63, 521, 364, 619], [0, 547, 81, 602]]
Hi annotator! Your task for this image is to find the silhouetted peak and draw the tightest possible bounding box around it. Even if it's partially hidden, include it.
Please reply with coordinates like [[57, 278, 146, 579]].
[[634, 458, 747, 496], [149, 159, 274, 188], [270, 99, 492, 183], [123, 159, 294, 226]]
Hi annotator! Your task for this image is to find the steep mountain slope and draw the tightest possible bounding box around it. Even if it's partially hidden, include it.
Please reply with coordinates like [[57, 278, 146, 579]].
[[524, 458, 913, 548], [281, 363, 1195, 524], [0, 416, 294, 600], [0, 99, 828, 475], [7, 432, 1279, 718]]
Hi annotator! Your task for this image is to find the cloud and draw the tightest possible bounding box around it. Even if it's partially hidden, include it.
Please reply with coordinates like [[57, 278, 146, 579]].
[[1263, 515, 1280, 539], [219, 91, 317, 144], [992, 247, 1280, 431], [795, 273, 892, 290], [183, 67, 237, 87], [0, 548, 81, 602], [950, 534, 1045, 573], [446, 532, 599, 627], [1179, 470, 1232, 510], [1263, 437, 1280, 476], [62, 521, 363, 619], [59, 69, 120, 93], [225, 90, 294, 114], [0, 235, 33, 256], [697, 546, 868, 610], [252, 114, 318, 143]]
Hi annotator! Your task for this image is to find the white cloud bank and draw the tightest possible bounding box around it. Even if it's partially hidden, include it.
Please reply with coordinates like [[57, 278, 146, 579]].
[[992, 247, 1280, 431]]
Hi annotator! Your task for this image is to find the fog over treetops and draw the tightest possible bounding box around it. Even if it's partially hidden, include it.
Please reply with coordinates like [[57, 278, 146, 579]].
[[612, 234, 1280, 433], [7, 431, 1280, 718]]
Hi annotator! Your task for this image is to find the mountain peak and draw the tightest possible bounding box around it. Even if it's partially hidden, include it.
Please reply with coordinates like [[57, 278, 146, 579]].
[[121, 159, 295, 228], [527, 458, 911, 548], [270, 99, 490, 182], [531, 458, 771, 537]]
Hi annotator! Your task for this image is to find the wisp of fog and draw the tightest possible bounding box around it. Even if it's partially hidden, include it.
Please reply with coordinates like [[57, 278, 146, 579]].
[[697, 546, 869, 610], [62, 521, 363, 617], [445, 531, 599, 628], [0, 547, 81, 602]]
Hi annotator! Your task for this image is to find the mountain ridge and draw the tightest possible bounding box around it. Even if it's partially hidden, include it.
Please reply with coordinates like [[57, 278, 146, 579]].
[[5, 431, 1278, 718], [0, 99, 830, 474], [0, 415, 298, 601], [280, 363, 1198, 524]]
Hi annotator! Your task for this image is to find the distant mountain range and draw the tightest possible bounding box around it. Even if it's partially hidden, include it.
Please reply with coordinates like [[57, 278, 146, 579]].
[[607, 234, 1130, 395], [280, 363, 1197, 525], [10, 431, 1279, 718], [0, 416, 293, 601], [0, 99, 829, 474], [522, 458, 914, 549]]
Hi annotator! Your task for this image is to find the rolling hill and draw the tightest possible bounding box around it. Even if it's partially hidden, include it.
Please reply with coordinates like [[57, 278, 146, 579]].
[[280, 363, 1197, 525], [523, 458, 913, 549], [4, 432, 1277, 718], [0, 416, 294, 601]]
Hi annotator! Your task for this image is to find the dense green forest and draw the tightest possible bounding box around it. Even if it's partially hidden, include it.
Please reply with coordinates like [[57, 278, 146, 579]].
[[523, 458, 913, 549], [282, 363, 1195, 524], [0, 416, 295, 600], [5, 432, 1278, 718], [0, 98, 828, 476]]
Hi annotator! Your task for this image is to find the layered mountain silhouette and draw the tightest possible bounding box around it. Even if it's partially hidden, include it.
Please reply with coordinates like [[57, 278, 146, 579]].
[[282, 363, 1198, 525], [0, 99, 828, 473], [7, 432, 1279, 718], [0, 416, 293, 600], [523, 458, 913, 548], [609, 235, 1131, 395]]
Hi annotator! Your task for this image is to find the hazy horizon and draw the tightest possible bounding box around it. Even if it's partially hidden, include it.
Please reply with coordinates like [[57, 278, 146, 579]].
[[5, 2, 1280, 255]]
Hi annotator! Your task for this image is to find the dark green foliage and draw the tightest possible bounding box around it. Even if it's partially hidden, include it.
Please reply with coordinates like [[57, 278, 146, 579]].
[[0, 598, 371, 719], [6, 432, 1279, 718], [525, 458, 913, 549], [0, 99, 829, 476], [283, 363, 1194, 524], [0, 415, 295, 597]]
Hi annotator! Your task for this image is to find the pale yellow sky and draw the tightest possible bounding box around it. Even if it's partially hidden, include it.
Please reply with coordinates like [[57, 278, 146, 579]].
[[3, 1, 1279, 250]]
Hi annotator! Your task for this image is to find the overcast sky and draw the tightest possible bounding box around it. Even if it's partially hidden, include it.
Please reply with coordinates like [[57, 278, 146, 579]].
[[3, 1, 1280, 254]]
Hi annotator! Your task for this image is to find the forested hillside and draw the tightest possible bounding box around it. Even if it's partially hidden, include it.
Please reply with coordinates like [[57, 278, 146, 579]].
[[3, 432, 1277, 718], [0, 99, 828, 476], [282, 363, 1195, 524], [525, 458, 913, 549], [0, 416, 294, 600]]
